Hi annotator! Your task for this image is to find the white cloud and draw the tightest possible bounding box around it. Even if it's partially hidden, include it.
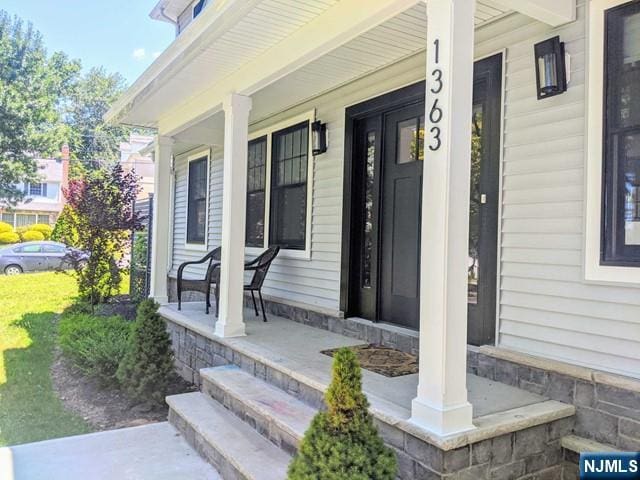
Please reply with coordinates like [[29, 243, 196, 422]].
[[132, 48, 146, 60]]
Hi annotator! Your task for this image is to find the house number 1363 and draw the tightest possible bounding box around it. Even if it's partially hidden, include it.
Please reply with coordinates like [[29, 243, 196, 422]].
[[429, 39, 443, 151]]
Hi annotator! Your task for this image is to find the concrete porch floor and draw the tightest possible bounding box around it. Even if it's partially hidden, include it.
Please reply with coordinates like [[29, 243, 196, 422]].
[[163, 302, 551, 421], [0, 423, 221, 480]]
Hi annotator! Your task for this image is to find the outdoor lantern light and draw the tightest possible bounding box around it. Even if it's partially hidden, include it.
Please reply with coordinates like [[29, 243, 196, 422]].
[[312, 120, 328, 155], [534, 36, 568, 100]]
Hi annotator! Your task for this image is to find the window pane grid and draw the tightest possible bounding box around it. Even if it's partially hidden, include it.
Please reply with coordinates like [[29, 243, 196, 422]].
[[246, 137, 267, 247], [187, 157, 208, 244], [602, 2, 640, 264], [270, 122, 309, 250]]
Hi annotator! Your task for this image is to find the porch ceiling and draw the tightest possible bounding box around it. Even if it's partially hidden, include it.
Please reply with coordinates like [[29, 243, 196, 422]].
[[107, 0, 511, 137]]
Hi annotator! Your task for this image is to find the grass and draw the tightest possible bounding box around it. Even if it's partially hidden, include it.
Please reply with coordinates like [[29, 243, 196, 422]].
[[0, 271, 131, 447]]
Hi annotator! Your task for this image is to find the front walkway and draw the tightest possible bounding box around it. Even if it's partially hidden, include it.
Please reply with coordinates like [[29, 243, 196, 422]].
[[0, 423, 221, 480]]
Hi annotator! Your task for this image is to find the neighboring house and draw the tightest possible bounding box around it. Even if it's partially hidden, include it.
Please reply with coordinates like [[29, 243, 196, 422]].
[[0, 155, 69, 227], [107, 1, 640, 479], [120, 134, 155, 199]]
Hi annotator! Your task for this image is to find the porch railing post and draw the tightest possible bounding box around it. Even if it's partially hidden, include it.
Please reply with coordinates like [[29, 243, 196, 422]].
[[149, 136, 174, 304], [411, 0, 476, 436], [215, 93, 252, 338]]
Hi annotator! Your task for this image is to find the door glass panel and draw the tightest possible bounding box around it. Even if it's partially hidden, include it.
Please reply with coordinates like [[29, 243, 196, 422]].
[[362, 131, 376, 288], [396, 116, 425, 164], [468, 103, 483, 304]]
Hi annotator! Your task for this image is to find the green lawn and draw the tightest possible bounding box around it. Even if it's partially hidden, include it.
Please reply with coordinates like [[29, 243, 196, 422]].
[[0, 272, 90, 446]]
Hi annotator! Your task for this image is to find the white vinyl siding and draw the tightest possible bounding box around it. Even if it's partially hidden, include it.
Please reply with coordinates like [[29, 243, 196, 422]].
[[484, 1, 640, 379], [168, 0, 640, 378]]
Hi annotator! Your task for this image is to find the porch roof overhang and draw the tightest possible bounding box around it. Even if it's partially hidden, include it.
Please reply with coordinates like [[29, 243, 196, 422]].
[[106, 0, 575, 143]]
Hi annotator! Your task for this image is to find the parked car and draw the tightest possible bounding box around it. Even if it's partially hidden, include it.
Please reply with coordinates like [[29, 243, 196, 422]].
[[0, 241, 88, 275]]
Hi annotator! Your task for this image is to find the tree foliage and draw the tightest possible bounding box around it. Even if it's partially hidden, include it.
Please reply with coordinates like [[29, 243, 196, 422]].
[[65, 67, 131, 171], [0, 10, 80, 207], [288, 348, 397, 480], [117, 300, 175, 407], [61, 164, 141, 304]]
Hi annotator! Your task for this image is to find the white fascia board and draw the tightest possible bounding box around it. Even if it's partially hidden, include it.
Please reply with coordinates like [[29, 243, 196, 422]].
[[157, 0, 421, 137], [105, 0, 261, 126], [491, 0, 576, 26]]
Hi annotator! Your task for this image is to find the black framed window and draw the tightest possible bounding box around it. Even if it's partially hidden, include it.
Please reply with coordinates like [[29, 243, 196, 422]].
[[246, 136, 267, 247], [602, 1, 640, 266], [269, 121, 309, 250], [187, 156, 208, 245], [193, 0, 205, 18]]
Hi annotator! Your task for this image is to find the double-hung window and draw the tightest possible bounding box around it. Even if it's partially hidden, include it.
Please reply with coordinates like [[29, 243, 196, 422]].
[[601, 0, 640, 266], [245, 118, 311, 253], [186, 154, 209, 246], [269, 122, 309, 250], [246, 137, 267, 247], [28, 183, 46, 197]]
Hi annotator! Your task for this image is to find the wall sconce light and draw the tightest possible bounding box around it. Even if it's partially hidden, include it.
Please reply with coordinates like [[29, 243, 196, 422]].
[[312, 120, 328, 156], [534, 36, 568, 100]]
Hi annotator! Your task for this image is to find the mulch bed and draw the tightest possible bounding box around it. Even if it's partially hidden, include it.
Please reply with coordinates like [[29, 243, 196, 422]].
[[321, 344, 418, 378]]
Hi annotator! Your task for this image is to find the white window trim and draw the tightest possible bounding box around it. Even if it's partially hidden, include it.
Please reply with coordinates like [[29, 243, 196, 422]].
[[584, 0, 640, 284], [246, 110, 315, 261], [184, 148, 211, 252]]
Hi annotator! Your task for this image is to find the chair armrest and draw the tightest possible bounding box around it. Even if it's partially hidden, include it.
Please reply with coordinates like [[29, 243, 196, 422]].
[[177, 257, 209, 280]]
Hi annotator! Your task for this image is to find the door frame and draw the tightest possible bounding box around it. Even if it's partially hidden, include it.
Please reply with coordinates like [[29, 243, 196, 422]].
[[340, 81, 426, 319], [340, 52, 505, 344]]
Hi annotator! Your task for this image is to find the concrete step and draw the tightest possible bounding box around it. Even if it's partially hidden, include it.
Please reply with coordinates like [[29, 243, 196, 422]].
[[561, 435, 620, 454], [201, 365, 317, 455], [167, 392, 291, 480]]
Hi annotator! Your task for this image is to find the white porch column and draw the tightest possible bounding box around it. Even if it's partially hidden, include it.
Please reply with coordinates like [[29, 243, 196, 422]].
[[411, 0, 476, 436], [149, 135, 175, 304], [214, 93, 252, 338]]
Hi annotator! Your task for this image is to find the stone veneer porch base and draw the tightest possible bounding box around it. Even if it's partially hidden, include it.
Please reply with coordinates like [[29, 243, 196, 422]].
[[161, 301, 580, 480], [168, 276, 640, 457]]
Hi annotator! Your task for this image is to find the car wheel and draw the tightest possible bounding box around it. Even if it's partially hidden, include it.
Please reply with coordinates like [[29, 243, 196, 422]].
[[4, 265, 23, 275]]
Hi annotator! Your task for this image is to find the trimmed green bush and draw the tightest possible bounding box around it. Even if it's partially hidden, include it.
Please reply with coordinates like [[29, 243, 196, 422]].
[[21, 230, 45, 241], [29, 223, 53, 239], [288, 348, 397, 480], [116, 300, 174, 406], [59, 313, 133, 385], [0, 221, 12, 234], [0, 231, 19, 244]]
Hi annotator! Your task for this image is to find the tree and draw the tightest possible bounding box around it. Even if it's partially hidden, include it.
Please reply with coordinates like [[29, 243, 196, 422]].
[[62, 164, 141, 304], [0, 10, 80, 206], [288, 348, 397, 480], [117, 300, 175, 407], [65, 67, 131, 171]]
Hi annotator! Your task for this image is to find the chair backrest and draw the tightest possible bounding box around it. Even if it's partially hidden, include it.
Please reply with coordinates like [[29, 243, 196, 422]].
[[205, 247, 222, 278], [246, 246, 280, 289]]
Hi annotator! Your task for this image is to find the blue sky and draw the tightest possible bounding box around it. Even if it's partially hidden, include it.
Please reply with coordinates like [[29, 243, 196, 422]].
[[2, 0, 175, 84]]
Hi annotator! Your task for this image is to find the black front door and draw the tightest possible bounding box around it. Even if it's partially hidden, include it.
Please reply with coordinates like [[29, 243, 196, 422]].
[[379, 104, 425, 329], [343, 54, 502, 342]]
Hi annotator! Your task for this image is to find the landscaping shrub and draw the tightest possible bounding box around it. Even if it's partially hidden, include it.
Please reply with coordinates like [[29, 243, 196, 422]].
[[117, 299, 174, 406], [288, 348, 397, 480], [29, 223, 53, 239], [0, 231, 19, 244], [0, 221, 12, 234], [51, 205, 80, 246], [21, 230, 45, 241], [61, 165, 141, 304], [59, 313, 132, 385]]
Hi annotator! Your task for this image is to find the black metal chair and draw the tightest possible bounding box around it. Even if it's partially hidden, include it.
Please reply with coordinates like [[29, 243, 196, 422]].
[[213, 246, 280, 321], [176, 247, 221, 314]]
